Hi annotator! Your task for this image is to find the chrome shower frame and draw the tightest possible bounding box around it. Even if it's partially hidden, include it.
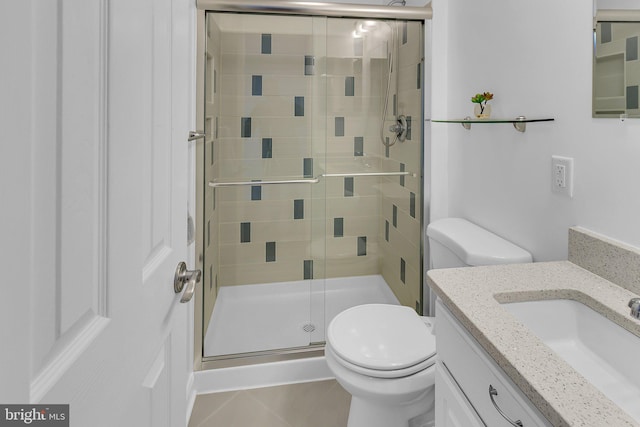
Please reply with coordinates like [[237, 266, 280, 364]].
[[196, 0, 431, 20], [194, 0, 431, 371]]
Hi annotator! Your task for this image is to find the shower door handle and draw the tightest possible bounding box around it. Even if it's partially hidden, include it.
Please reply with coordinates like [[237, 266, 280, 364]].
[[188, 131, 206, 141], [208, 171, 414, 188], [174, 262, 201, 303]]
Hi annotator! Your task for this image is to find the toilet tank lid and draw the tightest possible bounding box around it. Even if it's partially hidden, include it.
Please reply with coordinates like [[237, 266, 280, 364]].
[[427, 218, 532, 266]]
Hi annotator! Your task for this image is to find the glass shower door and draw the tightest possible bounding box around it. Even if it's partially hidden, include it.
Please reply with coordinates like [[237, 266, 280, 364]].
[[200, 12, 424, 360], [202, 13, 327, 357], [315, 18, 425, 342]]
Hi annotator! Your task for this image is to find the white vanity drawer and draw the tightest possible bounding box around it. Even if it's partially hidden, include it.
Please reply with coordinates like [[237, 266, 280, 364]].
[[436, 300, 552, 427]]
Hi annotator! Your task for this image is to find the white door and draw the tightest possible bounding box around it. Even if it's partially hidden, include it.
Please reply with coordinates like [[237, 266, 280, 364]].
[[0, 1, 195, 426]]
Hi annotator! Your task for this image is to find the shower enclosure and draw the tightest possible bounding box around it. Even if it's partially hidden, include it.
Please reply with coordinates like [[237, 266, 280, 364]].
[[196, 2, 426, 366]]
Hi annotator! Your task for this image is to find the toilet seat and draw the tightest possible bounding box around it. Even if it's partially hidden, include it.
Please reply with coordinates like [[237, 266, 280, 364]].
[[327, 304, 436, 379], [326, 342, 436, 379]]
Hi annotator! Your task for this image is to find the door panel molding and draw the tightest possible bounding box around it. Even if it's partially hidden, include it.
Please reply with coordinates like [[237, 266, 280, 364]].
[[58, 0, 109, 333], [143, 337, 172, 427], [31, 315, 110, 402], [142, 0, 174, 276], [30, 0, 110, 398]]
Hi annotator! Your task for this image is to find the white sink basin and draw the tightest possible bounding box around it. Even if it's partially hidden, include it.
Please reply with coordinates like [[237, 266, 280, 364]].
[[502, 298, 640, 422]]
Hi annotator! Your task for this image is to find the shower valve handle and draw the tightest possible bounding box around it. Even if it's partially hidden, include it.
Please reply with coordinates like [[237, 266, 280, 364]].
[[174, 262, 201, 303], [389, 123, 404, 133], [388, 115, 408, 142]]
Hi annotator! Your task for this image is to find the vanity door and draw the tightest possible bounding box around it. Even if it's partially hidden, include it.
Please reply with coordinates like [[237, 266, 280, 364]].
[[435, 361, 485, 427]]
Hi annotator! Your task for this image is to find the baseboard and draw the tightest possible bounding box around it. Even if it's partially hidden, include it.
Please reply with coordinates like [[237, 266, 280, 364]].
[[193, 356, 333, 395]]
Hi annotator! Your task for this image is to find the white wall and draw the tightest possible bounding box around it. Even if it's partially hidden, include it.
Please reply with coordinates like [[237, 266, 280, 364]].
[[599, 0, 639, 8], [430, 0, 640, 261]]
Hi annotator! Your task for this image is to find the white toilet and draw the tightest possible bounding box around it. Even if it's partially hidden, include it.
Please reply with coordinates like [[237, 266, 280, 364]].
[[325, 218, 532, 427]]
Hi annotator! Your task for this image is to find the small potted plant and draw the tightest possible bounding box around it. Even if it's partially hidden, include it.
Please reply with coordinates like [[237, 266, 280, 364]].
[[471, 92, 494, 119]]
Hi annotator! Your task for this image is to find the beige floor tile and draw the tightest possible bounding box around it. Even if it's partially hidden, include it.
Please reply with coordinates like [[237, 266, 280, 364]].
[[247, 380, 351, 427], [290, 381, 351, 427], [189, 380, 351, 427], [188, 390, 239, 427], [193, 390, 291, 427]]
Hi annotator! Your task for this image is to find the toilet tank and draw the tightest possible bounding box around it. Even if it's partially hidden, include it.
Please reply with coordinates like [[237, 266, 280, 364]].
[[427, 218, 532, 269]]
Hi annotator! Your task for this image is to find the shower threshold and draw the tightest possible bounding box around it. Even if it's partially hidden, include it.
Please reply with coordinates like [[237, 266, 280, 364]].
[[203, 274, 399, 357]]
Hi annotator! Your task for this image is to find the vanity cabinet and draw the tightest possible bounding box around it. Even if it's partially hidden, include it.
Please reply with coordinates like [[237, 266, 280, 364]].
[[435, 300, 553, 427]]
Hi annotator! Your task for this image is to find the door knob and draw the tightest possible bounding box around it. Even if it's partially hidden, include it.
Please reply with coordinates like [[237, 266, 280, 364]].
[[174, 262, 201, 303]]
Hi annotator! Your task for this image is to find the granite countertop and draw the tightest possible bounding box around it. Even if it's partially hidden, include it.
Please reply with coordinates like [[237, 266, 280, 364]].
[[427, 260, 640, 427]]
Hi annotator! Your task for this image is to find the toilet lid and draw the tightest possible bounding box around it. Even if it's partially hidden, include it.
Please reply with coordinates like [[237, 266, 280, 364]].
[[327, 304, 436, 371]]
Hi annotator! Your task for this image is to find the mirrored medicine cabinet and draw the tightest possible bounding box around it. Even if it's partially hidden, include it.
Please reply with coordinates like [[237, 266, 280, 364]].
[[593, 9, 640, 118]]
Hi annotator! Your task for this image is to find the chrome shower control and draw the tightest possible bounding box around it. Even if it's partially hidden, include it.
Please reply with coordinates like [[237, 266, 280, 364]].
[[388, 115, 408, 142], [389, 123, 404, 133], [628, 298, 640, 319]]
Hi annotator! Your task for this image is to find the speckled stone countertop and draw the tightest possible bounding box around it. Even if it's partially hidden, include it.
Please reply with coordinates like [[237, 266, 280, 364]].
[[428, 255, 640, 426]]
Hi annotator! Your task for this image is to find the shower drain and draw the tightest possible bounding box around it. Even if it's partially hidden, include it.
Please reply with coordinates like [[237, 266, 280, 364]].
[[302, 323, 316, 333]]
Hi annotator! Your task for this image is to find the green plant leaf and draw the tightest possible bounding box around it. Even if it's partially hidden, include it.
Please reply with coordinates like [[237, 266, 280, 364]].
[[471, 93, 485, 104]]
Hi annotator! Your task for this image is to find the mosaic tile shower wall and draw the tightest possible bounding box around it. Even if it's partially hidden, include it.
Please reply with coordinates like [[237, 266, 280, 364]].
[[203, 14, 423, 325], [378, 21, 423, 310]]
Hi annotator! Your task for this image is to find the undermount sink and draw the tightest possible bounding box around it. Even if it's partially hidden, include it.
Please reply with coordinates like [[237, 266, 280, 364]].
[[502, 298, 640, 422]]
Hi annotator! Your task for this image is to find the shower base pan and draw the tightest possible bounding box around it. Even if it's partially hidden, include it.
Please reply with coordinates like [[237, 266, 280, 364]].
[[204, 274, 399, 357]]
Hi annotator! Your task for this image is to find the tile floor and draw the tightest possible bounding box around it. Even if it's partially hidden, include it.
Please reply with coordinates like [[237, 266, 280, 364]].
[[188, 380, 351, 427]]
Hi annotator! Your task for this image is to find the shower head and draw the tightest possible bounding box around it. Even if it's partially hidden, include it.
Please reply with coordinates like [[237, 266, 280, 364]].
[[352, 20, 380, 38]]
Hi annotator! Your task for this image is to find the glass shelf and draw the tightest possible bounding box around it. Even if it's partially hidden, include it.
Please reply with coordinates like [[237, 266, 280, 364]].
[[431, 116, 554, 132]]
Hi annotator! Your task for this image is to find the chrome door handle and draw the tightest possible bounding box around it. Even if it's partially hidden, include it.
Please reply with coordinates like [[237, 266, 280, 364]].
[[489, 385, 523, 426], [174, 262, 201, 303], [188, 131, 206, 141]]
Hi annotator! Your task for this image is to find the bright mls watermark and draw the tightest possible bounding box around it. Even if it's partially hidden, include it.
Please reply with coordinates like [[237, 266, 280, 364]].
[[0, 405, 69, 426]]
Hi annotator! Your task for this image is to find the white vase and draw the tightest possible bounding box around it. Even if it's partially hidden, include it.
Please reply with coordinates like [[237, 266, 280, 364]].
[[474, 104, 491, 119]]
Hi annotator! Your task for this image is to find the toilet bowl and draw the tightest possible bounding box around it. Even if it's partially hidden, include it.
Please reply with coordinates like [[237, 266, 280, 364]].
[[326, 218, 533, 427], [325, 304, 436, 427]]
